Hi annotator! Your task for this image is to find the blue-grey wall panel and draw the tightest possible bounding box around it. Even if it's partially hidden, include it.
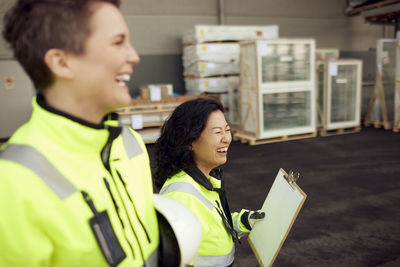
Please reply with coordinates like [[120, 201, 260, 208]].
[[128, 54, 186, 96], [225, 0, 348, 18], [121, 0, 218, 16]]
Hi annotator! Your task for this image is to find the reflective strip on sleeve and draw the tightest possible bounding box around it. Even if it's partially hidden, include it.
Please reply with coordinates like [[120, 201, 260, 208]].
[[121, 126, 143, 158], [232, 213, 248, 237], [194, 245, 235, 267], [0, 144, 76, 200], [145, 248, 159, 267], [160, 181, 214, 211]]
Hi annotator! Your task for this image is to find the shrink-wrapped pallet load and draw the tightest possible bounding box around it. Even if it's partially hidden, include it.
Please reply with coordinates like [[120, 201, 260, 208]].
[[182, 24, 279, 45], [182, 25, 279, 125]]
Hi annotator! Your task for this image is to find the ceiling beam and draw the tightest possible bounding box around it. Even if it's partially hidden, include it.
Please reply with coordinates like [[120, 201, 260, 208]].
[[345, 0, 400, 16]]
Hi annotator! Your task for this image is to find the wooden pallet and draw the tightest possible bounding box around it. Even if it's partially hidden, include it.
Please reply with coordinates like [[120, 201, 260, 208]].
[[233, 131, 317, 146], [117, 96, 198, 114], [364, 70, 393, 130], [393, 119, 400, 132], [137, 127, 162, 144], [364, 120, 392, 130], [184, 74, 238, 79], [183, 40, 239, 47], [318, 126, 361, 137]]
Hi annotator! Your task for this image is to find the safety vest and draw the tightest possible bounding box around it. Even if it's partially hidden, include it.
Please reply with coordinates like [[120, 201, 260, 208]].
[[0, 95, 159, 267], [160, 169, 246, 267]]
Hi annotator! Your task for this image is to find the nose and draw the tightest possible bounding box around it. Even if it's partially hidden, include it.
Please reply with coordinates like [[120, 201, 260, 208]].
[[127, 43, 140, 65], [222, 130, 232, 144]]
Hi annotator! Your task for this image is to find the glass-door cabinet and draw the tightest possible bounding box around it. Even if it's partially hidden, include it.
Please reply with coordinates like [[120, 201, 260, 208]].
[[316, 59, 362, 130], [238, 39, 316, 139], [371, 39, 399, 128]]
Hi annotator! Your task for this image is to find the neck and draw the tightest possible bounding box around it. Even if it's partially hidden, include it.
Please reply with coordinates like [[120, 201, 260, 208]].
[[43, 85, 107, 124], [196, 164, 212, 179]]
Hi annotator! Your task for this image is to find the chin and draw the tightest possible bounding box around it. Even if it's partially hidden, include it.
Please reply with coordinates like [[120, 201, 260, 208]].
[[116, 92, 132, 106], [217, 159, 227, 166]]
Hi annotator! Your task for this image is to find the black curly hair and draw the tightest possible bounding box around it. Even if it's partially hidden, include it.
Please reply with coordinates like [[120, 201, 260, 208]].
[[153, 97, 224, 189], [2, 0, 120, 92]]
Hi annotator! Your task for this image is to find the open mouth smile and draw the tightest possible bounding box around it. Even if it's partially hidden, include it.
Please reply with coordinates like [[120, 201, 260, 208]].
[[115, 74, 130, 86]]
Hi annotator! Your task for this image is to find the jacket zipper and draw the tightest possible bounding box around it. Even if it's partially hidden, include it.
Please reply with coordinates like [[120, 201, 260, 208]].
[[101, 127, 150, 264], [103, 178, 134, 257], [116, 169, 151, 243]]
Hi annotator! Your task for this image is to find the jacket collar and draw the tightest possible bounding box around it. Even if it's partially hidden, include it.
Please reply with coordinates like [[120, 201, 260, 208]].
[[37, 94, 111, 129], [32, 94, 120, 154], [184, 164, 225, 193]]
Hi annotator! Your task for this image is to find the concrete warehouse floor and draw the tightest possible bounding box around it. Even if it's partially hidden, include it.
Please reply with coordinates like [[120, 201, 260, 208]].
[[147, 126, 400, 267]]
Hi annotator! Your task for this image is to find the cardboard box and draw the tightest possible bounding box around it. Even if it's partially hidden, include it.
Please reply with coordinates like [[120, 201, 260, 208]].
[[140, 84, 173, 101]]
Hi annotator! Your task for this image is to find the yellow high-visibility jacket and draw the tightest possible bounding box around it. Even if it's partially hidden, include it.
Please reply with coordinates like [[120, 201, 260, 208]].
[[160, 166, 250, 267], [0, 95, 159, 267]]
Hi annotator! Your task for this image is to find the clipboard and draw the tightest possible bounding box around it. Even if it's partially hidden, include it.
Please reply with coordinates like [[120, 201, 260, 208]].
[[248, 168, 307, 267]]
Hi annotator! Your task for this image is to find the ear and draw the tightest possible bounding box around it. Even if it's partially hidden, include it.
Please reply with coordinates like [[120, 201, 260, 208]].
[[44, 49, 74, 79]]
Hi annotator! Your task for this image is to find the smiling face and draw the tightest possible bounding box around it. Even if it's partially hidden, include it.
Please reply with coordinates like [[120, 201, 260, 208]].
[[67, 2, 139, 115], [191, 110, 232, 177]]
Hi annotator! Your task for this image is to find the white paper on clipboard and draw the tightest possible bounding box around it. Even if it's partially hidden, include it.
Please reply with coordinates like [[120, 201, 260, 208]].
[[248, 168, 307, 267]]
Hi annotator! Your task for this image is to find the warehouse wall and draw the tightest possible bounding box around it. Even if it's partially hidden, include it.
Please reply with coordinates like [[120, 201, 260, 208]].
[[0, 0, 395, 94]]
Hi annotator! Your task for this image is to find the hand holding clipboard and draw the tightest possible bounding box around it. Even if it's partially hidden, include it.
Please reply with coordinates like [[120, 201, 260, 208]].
[[248, 168, 307, 267]]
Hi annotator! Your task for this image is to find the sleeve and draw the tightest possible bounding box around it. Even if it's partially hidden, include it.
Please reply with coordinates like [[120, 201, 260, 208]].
[[0, 162, 53, 267], [231, 209, 251, 238]]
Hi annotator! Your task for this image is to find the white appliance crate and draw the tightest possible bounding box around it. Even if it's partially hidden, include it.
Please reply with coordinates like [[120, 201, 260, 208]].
[[240, 39, 316, 90], [316, 48, 340, 60], [183, 61, 239, 77], [239, 87, 316, 139], [182, 25, 279, 44], [184, 76, 239, 94], [182, 43, 240, 67], [316, 59, 362, 130]]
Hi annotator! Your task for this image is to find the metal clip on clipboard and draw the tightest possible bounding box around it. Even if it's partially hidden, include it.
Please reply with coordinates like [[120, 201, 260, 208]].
[[284, 170, 300, 190]]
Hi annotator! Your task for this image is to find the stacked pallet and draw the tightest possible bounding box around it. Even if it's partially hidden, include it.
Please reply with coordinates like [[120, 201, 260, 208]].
[[117, 94, 197, 144], [234, 38, 317, 145], [182, 24, 279, 125], [183, 43, 240, 77], [364, 39, 400, 132]]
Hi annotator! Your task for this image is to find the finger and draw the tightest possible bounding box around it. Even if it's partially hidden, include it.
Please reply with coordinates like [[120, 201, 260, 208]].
[[250, 211, 265, 219]]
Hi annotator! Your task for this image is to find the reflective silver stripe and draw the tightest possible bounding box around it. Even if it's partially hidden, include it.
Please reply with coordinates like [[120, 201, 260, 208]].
[[0, 144, 76, 199], [121, 126, 142, 158], [144, 248, 159, 267], [232, 213, 247, 237], [193, 245, 235, 267], [160, 181, 214, 211]]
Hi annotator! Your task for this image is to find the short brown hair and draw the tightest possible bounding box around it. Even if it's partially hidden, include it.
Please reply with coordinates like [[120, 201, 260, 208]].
[[2, 0, 120, 92]]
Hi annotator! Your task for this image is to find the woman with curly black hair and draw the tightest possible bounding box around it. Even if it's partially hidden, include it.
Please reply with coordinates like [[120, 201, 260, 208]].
[[154, 97, 265, 267]]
